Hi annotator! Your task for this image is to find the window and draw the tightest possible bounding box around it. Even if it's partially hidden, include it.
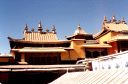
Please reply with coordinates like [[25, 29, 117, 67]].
[[85, 49, 107, 58], [86, 51, 92, 58]]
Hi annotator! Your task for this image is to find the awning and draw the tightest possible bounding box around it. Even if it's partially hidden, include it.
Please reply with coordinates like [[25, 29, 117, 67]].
[[81, 44, 112, 48], [12, 47, 67, 53]]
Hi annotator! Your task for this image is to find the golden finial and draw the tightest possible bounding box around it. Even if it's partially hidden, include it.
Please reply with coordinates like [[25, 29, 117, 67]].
[[104, 16, 107, 21]]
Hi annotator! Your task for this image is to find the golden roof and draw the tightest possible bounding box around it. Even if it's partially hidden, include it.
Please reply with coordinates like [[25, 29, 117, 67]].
[[24, 32, 58, 42], [74, 24, 88, 35], [105, 23, 128, 32], [23, 22, 58, 42], [94, 16, 128, 39], [66, 25, 91, 39]]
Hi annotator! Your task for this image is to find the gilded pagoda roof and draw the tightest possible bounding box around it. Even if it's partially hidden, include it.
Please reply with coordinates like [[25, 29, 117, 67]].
[[23, 22, 58, 42], [66, 25, 92, 40], [8, 22, 69, 43], [74, 24, 88, 35], [94, 16, 128, 39], [104, 23, 128, 32]]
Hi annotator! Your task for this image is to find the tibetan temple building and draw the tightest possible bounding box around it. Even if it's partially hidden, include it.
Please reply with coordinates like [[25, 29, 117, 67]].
[[7, 16, 128, 65]]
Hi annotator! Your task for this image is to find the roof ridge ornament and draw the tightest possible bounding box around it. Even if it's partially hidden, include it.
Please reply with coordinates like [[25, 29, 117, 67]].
[[121, 17, 126, 24], [38, 21, 42, 28], [104, 16, 107, 22], [24, 24, 28, 30], [46, 27, 49, 33], [24, 24, 29, 33], [38, 21, 43, 32], [111, 16, 117, 23], [51, 25, 56, 34], [31, 28, 34, 32], [78, 24, 81, 28], [77, 24, 81, 34]]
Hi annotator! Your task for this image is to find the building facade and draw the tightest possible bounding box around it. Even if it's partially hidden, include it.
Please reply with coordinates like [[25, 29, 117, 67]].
[[94, 16, 128, 54], [8, 16, 128, 65]]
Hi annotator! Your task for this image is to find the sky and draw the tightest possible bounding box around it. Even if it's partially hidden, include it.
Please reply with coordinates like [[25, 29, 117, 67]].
[[0, 0, 128, 53]]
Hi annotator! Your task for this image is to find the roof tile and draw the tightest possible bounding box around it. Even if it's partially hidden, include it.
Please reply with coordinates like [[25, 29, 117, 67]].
[[24, 32, 58, 42]]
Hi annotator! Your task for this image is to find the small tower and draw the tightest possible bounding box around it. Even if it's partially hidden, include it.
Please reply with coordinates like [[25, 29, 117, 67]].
[[38, 21, 43, 33], [51, 25, 56, 34]]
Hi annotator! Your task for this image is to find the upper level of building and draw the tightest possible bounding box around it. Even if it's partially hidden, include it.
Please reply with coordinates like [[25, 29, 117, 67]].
[[8, 22, 71, 49], [8, 16, 128, 51], [94, 16, 128, 44], [102, 16, 128, 31]]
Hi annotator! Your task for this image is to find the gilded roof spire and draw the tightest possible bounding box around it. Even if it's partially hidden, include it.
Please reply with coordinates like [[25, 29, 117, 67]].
[[24, 24, 28, 30], [121, 17, 126, 24], [112, 16, 116, 22], [38, 21, 43, 32], [46, 27, 49, 32], [78, 24, 81, 29], [104, 16, 107, 22], [31, 28, 34, 32], [24, 24, 29, 33], [51, 25, 56, 34]]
